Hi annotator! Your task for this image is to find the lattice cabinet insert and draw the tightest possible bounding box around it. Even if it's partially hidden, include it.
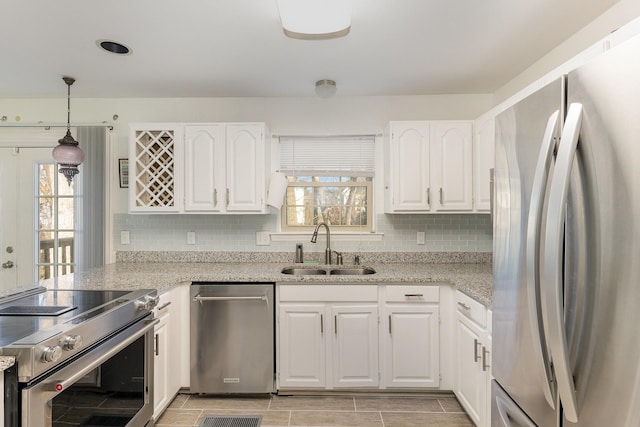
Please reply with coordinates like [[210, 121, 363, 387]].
[[129, 125, 184, 212]]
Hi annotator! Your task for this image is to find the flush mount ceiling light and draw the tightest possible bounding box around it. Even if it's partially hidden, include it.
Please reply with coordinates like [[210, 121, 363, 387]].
[[52, 76, 84, 186], [276, 0, 351, 40], [315, 79, 337, 98]]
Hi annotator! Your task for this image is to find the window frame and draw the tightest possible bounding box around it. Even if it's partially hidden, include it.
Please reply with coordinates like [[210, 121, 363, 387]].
[[280, 175, 373, 232]]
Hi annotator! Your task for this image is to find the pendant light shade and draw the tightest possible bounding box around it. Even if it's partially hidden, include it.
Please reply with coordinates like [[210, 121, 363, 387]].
[[52, 76, 84, 185]]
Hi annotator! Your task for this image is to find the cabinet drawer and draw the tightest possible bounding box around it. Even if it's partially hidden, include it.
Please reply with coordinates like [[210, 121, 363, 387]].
[[384, 286, 439, 303], [279, 285, 378, 302], [456, 291, 486, 327]]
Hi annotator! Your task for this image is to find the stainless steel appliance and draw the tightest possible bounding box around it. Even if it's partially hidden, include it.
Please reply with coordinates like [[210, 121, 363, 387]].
[[1, 287, 159, 426], [493, 35, 640, 426], [190, 283, 274, 394]]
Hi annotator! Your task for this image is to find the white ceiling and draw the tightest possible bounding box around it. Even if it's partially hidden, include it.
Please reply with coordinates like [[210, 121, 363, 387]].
[[0, 0, 620, 98]]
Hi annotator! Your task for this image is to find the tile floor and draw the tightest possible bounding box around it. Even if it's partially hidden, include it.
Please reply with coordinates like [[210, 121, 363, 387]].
[[155, 393, 474, 426]]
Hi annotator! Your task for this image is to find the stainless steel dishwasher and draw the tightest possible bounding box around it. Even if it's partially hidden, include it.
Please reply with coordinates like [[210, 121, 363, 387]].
[[190, 282, 275, 394]]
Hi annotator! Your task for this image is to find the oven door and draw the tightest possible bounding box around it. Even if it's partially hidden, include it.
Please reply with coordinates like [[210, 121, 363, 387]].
[[21, 317, 158, 427]]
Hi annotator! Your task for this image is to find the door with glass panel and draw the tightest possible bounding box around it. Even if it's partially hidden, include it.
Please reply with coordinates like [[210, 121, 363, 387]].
[[0, 147, 75, 291]]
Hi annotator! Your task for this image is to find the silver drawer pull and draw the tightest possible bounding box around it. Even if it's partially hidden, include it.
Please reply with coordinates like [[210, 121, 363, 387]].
[[457, 302, 471, 310], [404, 293, 424, 298], [157, 302, 171, 311]]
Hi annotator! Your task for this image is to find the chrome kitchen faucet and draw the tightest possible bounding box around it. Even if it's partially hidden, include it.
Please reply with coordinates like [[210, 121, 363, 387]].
[[310, 222, 332, 264]]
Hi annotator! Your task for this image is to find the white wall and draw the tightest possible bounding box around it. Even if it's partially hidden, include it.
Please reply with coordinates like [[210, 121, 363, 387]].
[[492, 0, 640, 106]]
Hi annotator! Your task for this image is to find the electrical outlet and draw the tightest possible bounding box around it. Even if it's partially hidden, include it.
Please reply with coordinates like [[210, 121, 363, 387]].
[[256, 231, 271, 246], [120, 231, 130, 245], [187, 231, 196, 245], [417, 231, 426, 245]]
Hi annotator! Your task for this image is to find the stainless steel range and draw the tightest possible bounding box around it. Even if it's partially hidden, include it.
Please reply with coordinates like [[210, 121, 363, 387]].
[[1, 286, 159, 427]]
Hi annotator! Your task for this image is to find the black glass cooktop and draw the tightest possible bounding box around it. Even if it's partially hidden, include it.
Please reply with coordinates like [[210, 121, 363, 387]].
[[0, 289, 130, 348]]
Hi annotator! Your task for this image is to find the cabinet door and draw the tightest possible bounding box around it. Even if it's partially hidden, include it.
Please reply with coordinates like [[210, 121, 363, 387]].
[[387, 122, 431, 212], [431, 122, 473, 211], [279, 304, 326, 388], [153, 316, 168, 419], [383, 305, 440, 388], [455, 311, 486, 426], [331, 305, 379, 388], [474, 116, 495, 212], [184, 125, 225, 212], [225, 124, 265, 212], [129, 125, 184, 212]]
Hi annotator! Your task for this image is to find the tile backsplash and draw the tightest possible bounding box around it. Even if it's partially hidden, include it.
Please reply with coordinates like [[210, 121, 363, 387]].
[[114, 213, 492, 253]]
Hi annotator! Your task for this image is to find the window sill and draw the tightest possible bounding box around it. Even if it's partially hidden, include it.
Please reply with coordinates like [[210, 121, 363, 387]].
[[270, 232, 384, 242]]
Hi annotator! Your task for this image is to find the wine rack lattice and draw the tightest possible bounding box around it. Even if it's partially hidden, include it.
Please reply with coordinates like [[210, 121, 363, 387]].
[[133, 130, 176, 208]]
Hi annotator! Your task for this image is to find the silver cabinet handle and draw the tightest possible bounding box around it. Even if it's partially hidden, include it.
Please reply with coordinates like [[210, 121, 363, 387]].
[[157, 301, 171, 311], [334, 315, 337, 335], [426, 188, 430, 206], [473, 338, 482, 363], [457, 302, 471, 311], [482, 347, 490, 371], [320, 314, 324, 334], [226, 188, 230, 207], [388, 315, 392, 334], [439, 188, 443, 205], [213, 188, 218, 207], [404, 293, 424, 298], [543, 102, 583, 424], [525, 110, 560, 409], [155, 333, 160, 356]]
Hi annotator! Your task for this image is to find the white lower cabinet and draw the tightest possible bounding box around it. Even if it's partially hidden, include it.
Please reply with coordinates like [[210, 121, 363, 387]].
[[153, 285, 187, 420], [277, 285, 379, 390], [454, 291, 492, 427], [382, 286, 440, 388]]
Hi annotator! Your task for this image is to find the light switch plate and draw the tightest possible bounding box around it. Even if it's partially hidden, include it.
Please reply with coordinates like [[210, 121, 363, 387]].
[[256, 231, 271, 246], [120, 231, 130, 245], [187, 231, 196, 245], [417, 231, 426, 245]]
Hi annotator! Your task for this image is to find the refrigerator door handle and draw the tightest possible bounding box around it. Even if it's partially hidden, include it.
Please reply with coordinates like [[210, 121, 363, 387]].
[[543, 102, 583, 423], [525, 110, 560, 409]]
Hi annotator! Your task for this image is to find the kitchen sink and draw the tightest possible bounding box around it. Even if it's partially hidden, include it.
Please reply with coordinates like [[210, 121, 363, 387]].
[[329, 267, 376, 275], [281, 267, 376, 275], [280, 267, 328, 275]]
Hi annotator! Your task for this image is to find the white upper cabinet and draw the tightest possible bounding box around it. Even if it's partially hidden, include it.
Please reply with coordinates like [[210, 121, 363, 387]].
[[384, 121, 431, 212], [129, 124, 185, 213], [225, 123, 266, 212], [431, 121, 473, 211], [385, 121, 473, 213], [131, 122, 269, 214], [184, 124, 225, 212], [473, 114, 495, 212]]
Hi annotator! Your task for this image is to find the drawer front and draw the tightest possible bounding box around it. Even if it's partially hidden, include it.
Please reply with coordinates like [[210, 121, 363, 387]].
[[456, 291, 486, 327], [384, 285, 439, 303], [279, 285, 378, 302], [154, 291, 174, 319]]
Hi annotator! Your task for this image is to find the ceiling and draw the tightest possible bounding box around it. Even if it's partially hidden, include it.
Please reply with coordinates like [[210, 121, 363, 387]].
[[0, 0, 620, 98]]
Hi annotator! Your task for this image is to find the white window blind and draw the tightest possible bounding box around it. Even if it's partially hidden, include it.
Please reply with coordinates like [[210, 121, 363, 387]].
[[279, 135, 375, 176]]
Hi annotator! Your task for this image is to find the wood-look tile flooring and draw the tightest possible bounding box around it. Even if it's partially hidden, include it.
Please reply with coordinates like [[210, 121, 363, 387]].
[[155, 393, 474, 427]]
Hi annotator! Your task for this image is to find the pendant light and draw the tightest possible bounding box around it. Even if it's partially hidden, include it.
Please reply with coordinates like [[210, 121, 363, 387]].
[[52, 76, 84, 185]]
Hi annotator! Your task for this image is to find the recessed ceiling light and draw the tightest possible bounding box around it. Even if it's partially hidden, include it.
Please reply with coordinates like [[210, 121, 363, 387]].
[[97, 40, 132, 55]]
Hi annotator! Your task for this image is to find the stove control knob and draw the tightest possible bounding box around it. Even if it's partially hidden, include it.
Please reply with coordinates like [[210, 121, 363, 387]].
[[61, 334, 83, 351], [135, 295, 159, 311], [41, 345, 62, 363]]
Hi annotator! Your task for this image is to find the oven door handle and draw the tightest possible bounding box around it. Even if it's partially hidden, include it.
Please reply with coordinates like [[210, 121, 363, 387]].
[[49, 318, 159, 393]]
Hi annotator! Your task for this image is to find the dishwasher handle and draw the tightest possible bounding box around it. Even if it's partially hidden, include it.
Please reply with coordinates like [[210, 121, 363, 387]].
[[193, 295, 268, 303]]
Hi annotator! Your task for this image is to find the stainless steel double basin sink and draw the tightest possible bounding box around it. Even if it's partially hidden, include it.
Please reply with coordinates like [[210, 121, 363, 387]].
[[281, 266, 376, 276]]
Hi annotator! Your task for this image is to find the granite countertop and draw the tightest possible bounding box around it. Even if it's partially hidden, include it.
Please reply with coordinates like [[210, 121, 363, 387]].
[[41, 261, 493, 307], [0, 355, 15, 372]]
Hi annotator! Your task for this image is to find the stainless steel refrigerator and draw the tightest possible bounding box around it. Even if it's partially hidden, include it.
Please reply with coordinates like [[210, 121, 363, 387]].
[[492, 34, 640, 427]]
